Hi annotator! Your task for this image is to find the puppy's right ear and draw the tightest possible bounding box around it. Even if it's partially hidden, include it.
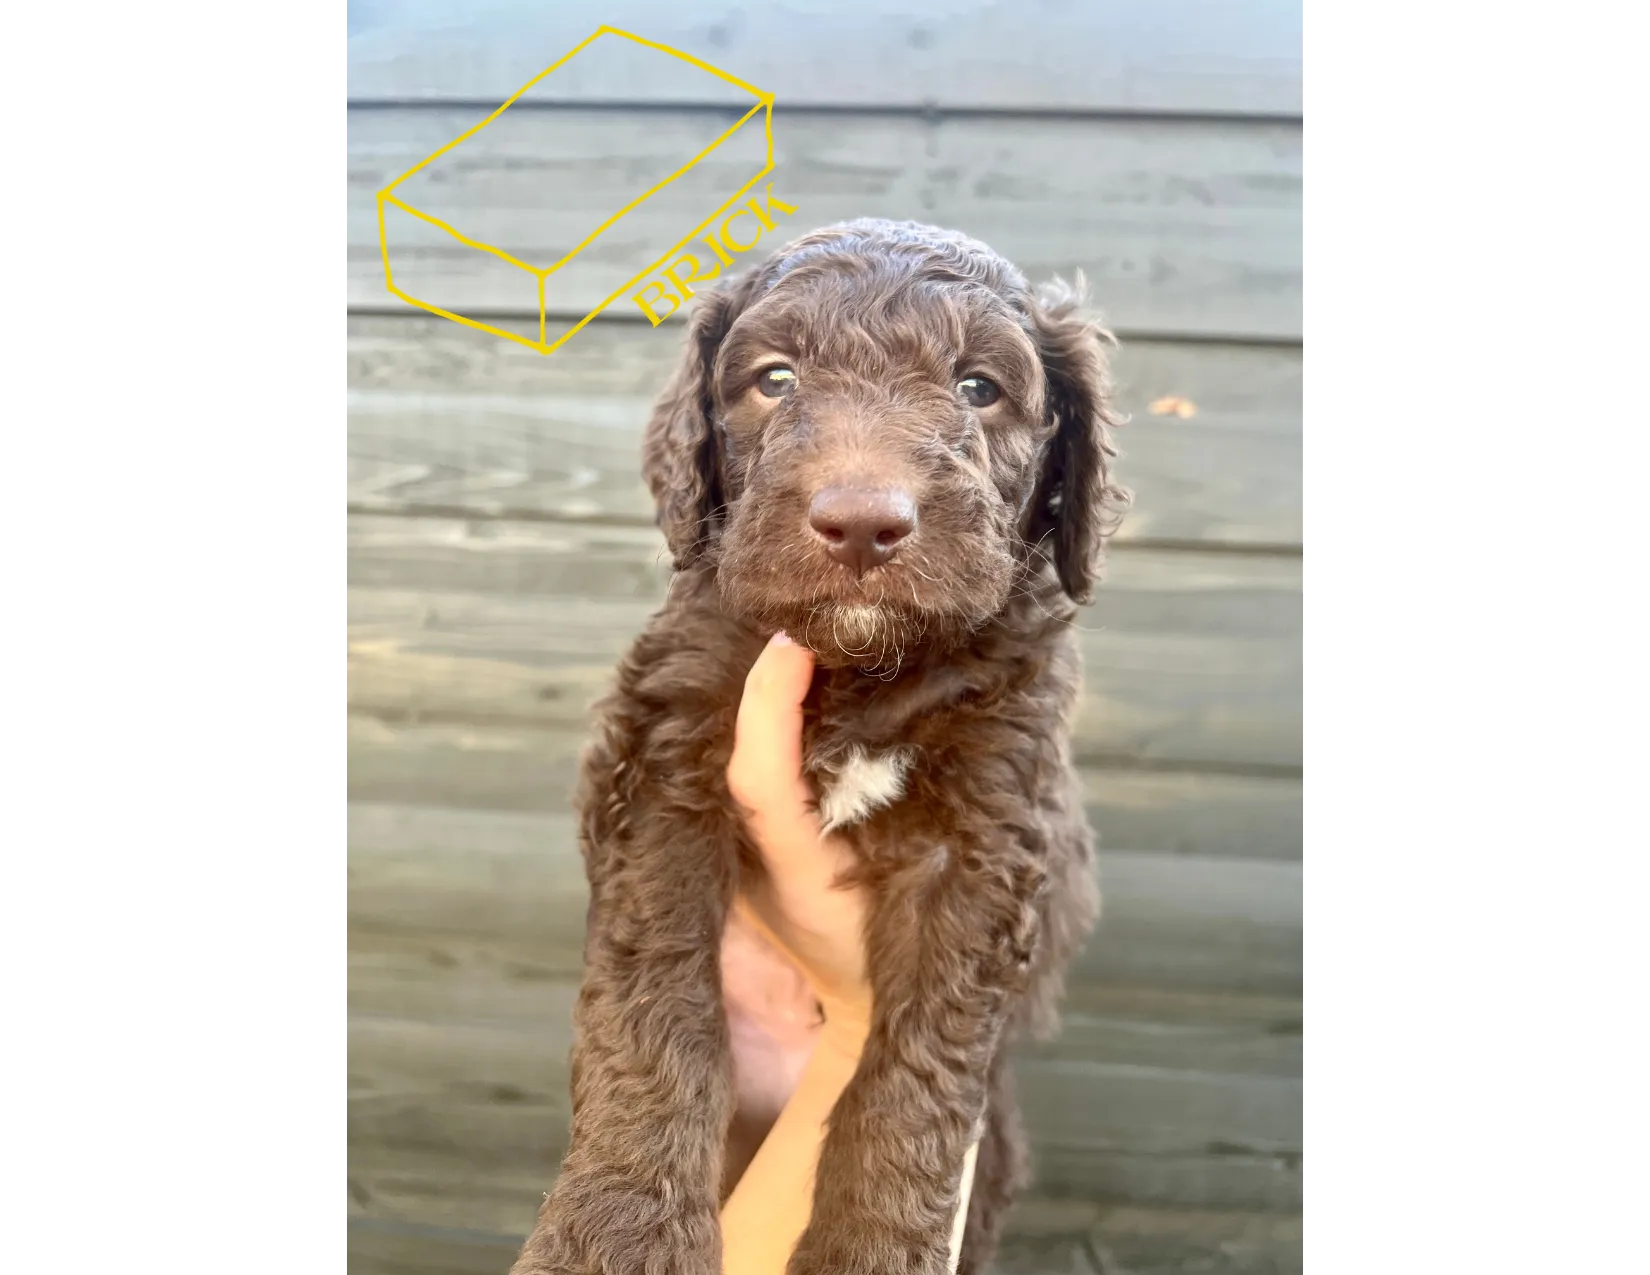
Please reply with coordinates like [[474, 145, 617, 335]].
[[641, 272, 759, 567]]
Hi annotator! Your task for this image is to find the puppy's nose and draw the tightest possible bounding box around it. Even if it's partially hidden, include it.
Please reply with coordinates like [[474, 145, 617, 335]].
[[807, 486, 918, 576]]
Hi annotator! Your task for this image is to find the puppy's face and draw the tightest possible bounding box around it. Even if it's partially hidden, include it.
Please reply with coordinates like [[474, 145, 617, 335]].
[[642, 220, 1126, 673]]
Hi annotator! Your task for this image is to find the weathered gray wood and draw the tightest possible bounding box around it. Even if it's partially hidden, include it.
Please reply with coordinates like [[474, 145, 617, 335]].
[[349, 1110, 1301, 1224], [1080, 768, 1300, 861], [349, 314, 1304, 435], [347, 1163, 1113, 1262], [1089, 1204, 1302, 1275], [348, 515, 1301, 772], [347, 802, 1301, 995], [1079, 852, 1301, 995], [349, 1217, 523, 1275], [346, 1206, 1299, 1275], [347, 322, 1301, 547], [341, 1200, 1300, 1273], [349, 936, 1301, 1077], [347, 0, 1302, 118], [347, 944, 1302, 1217], [350, 108, 1302, 340], [346, 1215, 1103, 1275], [351, 1033, 1299, 1217], [1040, 1147, 1298, 1216], [346, 391, 1300, 548], [347, 1141, 554, 1231], [348, 714, 584, 817], [980, 1234, 1102, 1275], [347, 715, 1302, 861], [349, 1009, 1298, 1217], [1024, 988, 1301, 1079]]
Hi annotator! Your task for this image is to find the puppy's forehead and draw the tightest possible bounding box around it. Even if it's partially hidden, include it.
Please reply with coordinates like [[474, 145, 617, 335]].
[[762, 218, 1028, 287], [761, 231, 1026, 310], [727, 253, 1034, 374]]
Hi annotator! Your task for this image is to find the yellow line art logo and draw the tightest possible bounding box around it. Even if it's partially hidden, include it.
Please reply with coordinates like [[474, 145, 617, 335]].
[[375, 26, 799, 356], [630, 184, 799, 326]]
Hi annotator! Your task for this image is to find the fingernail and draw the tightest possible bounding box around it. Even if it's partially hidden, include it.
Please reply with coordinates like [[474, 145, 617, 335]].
[[771, 630, 795, 647]]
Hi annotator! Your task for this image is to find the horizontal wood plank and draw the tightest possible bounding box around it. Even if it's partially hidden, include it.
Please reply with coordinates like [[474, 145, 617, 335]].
[[347, 515, 1301, 773], [346, 1218, 1105, 1275], [349, 315, 1304, 431], [346, 1213, 1115, 1275], [346, 1207, 1300, 1275], [348, 802, 1301, 996], [1088, 1204, 1301, 1275], [347, 0, 1302, 118], [348, 714, 1300, 861], [346, 1210, 1298, 1275], [1079, 768, 1299, 861], [348, 944, 1302, 1214], [348, 318, 1301, 548], [350, 935, 1302, 1077], [348, 1099, 1300, 1227], [349, 1168, 1121, 1261], [348, 1218, 522, 1275], [350, 108, 1302, 340], [349, 1007, 1299, 1215]]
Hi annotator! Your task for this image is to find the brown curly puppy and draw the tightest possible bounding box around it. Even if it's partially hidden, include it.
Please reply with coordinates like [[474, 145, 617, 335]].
[[510, 218, 1128, 1275]]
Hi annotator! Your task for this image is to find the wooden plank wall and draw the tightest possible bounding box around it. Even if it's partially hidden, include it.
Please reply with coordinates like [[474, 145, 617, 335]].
[[347, 6, 1302, 1272]]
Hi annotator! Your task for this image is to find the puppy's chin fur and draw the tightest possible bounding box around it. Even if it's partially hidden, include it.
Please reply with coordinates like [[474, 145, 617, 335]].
[[715, 553, 1020, 675], [719, 591, 993, 675], [807, 605, 919, 674], [794, 605, 930, 674]]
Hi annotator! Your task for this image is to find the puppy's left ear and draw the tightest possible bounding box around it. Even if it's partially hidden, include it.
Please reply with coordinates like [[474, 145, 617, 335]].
[[640, 271, 761, 567], [1024, 274, 1131, 603]]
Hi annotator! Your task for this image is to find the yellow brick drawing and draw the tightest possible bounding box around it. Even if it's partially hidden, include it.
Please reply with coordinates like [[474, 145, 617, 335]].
[[376, 25, 774, 356]]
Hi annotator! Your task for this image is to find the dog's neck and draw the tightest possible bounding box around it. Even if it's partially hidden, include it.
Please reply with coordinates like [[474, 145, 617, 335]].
[[801, 563, 1077, 751], [789, 566, 1080, 828]]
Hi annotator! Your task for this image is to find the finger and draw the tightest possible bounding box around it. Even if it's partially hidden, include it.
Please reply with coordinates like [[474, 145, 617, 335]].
[[728, 631, 818, 821], [729, 633, 861, 915]]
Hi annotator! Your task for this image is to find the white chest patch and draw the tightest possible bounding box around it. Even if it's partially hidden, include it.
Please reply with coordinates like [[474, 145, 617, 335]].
[[816, 746, 913, 834]]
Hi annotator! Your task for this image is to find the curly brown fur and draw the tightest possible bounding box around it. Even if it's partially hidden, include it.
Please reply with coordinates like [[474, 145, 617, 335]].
[[511, 218, 1127, 1275]]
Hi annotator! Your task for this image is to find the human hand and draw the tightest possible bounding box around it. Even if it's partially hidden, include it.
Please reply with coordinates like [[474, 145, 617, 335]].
[[726, 631, 873, 1051], [722, 633, 978, 1275]]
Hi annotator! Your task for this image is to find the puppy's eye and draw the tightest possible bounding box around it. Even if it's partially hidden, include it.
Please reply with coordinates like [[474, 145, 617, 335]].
[[757, 366, 797, 398], [958, 376, 1001, 408]]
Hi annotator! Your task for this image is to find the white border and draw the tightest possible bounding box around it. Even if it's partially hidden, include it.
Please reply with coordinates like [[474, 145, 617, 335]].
[[1309, 1, 1649, 1269], [1, 1, 340, 1269]]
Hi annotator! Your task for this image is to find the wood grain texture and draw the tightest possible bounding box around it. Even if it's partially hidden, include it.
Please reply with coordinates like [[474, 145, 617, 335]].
[[347, 0, 1302, 118], [349, 108, 1302, 340], [350, 931, 1302, 1076], [347, 802, 1301, 996], [1079, 768, 1299, 861], [349, 1218, 523, 1275], [347, 514, 1302, 772], [348, 713, 1301, 861], [348, 317, 1302, 548], [348, 314, 1303, 428], [348, 939, 1302, 1218], [348, 1003, 1299, 1218], [345, 1208, 1298, 1275], [1088, 1204, 1301, 1275]]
